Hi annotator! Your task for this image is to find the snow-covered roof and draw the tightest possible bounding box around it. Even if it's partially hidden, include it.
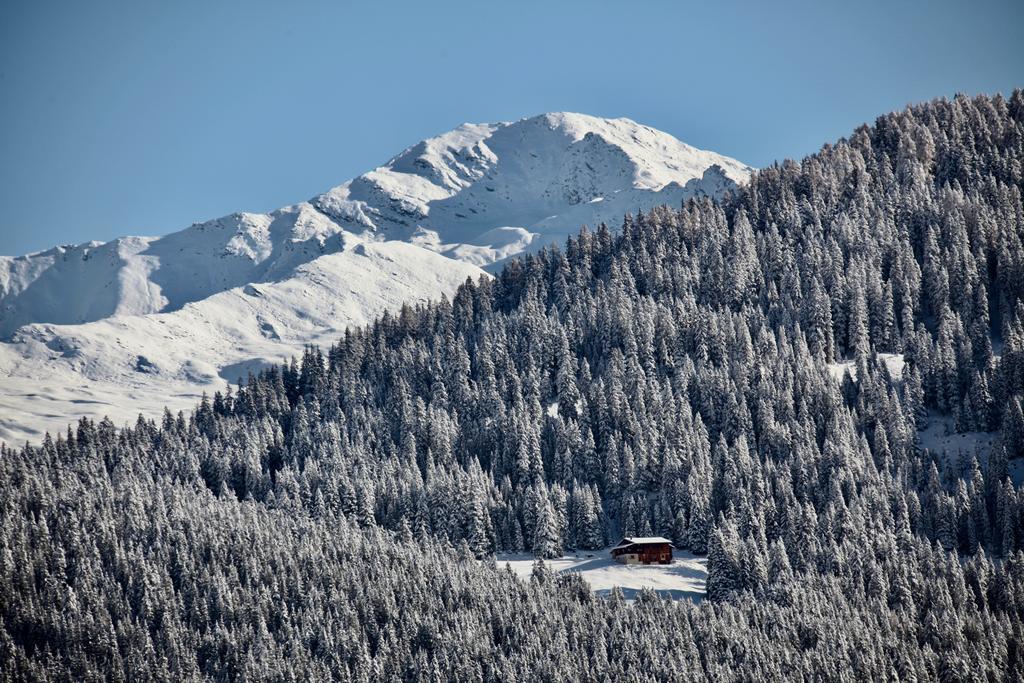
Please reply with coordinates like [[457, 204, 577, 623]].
[[612, 536, 674, 550]]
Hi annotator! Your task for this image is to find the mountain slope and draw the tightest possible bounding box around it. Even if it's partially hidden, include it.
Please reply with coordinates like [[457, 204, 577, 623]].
[[0, 113, 750, 442], [0, 238, 483, 442]]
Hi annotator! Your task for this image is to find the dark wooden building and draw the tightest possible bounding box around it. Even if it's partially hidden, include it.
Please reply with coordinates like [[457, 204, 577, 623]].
[[610, 537, 674, 565]]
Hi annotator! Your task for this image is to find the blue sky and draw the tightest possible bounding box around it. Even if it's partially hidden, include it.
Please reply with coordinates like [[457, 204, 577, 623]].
[[1, 0, 1021, 255]]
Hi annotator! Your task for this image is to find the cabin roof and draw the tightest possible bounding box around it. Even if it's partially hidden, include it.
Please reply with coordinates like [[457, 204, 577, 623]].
[[611, 536, 674, 550]]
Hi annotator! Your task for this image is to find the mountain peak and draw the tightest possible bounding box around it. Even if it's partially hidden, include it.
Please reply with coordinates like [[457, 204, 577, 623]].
[[313, 113, 752, 265]]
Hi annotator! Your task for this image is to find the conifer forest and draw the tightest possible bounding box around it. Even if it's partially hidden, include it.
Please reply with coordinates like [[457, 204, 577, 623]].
[[4, 93, 1024, 681]]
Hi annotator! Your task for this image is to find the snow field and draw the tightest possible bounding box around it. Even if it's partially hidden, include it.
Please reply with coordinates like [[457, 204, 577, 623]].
[[497, 549, 707, 602]]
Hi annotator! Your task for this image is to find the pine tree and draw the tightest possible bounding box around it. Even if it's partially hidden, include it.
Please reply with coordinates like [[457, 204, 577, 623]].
[[533, 500, 562, 559], [706, 516, 742, 602]]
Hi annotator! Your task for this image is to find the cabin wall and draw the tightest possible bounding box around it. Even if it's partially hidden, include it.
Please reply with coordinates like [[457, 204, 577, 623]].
[[636, 545, 672, 564], [611, 543, 672, 565]]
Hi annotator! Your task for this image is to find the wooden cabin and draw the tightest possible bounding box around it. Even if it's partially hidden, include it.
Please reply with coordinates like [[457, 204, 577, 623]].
[[610, 537, 674, 565]]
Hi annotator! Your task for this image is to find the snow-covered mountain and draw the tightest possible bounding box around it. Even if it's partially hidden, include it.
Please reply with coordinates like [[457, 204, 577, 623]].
[[314, 112, 749, 266], [0, 112, 751, 443]]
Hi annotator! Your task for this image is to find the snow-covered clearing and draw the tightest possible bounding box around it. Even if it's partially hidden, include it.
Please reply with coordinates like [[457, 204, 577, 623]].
[[826, 353, 905, 382], [918, 412, 1024, 486], [497, 549, 707, 601], [918, 412, 997, 460]]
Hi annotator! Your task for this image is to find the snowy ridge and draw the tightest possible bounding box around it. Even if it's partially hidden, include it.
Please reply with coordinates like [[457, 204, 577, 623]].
[[0, 204, 351, 338], [0, 113, 751, 443]]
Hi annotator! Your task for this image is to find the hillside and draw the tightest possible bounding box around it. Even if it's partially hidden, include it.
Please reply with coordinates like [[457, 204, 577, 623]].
[[2, 92, 1023, 681]]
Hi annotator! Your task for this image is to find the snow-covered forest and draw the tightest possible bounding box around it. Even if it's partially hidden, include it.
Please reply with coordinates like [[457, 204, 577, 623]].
[[3, 92, 1024, 680]]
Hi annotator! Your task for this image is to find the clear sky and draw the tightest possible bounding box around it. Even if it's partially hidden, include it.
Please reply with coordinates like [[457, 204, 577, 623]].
[[1, 0, 1021, 256]]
